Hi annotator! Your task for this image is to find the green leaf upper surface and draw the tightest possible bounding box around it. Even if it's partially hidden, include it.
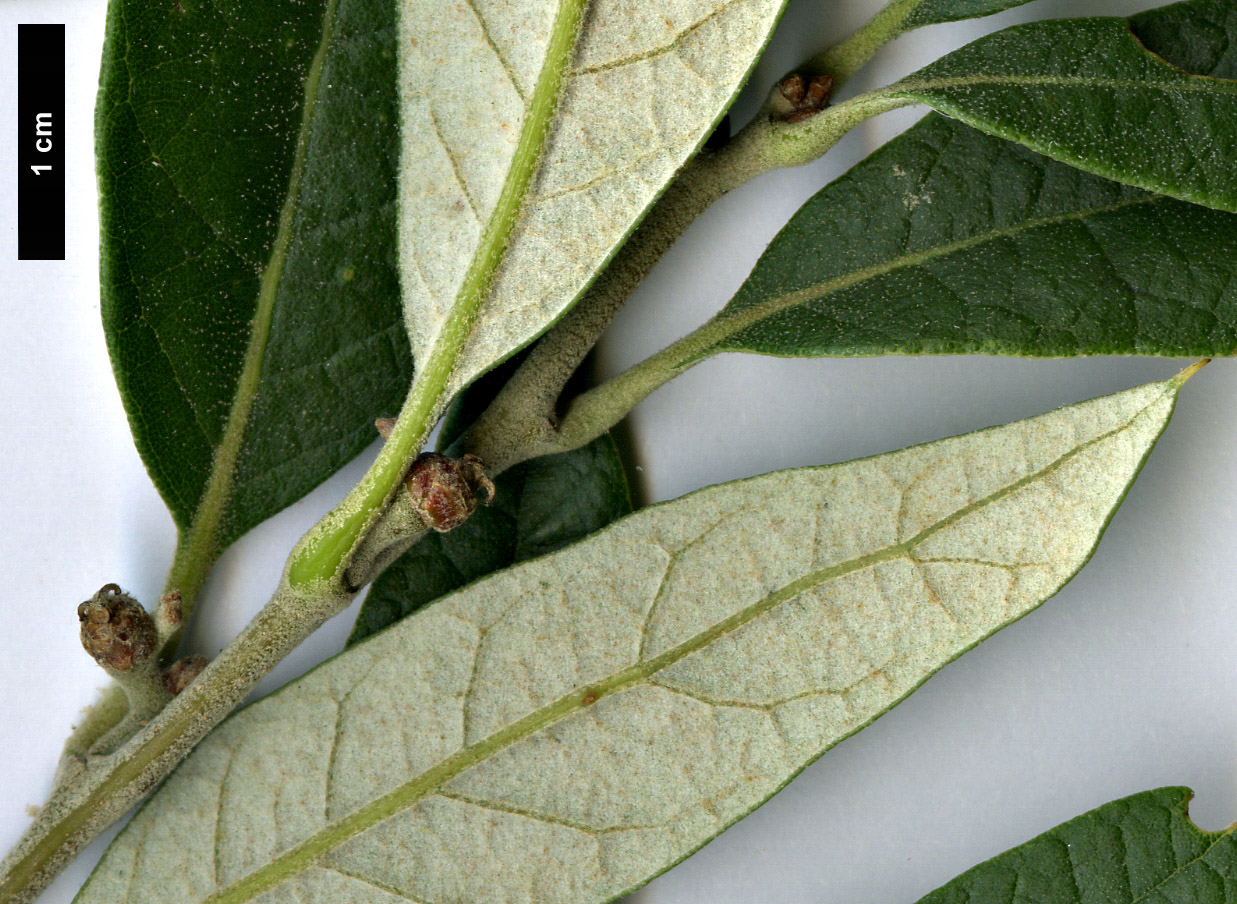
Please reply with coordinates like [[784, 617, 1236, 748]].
[[1131, 0, 1237, 80], [76, 374, 1186, 904], [348, 436, 632, 646], [97, 0, 410, 551], [915, 787, 1237, 903], [886, 0, 1237, 212], [398, 0, 788, 399], [902, 0, 1038, 31], [706, 113, 1237, 360]]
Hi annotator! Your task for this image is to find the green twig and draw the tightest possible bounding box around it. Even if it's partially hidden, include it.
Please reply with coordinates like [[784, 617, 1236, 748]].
[[467, 90, 911, 471], [462, 0, 929, 469], [285, 0, 589, 591], [0, 576, 353, 904], [58, 686, 128, 764], [1, 3, 924, 897], [810, 0, 929, 85]]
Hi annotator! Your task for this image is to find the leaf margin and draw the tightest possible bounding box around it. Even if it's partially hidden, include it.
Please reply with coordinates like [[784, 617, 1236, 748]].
[[72, 368, 1197, 904]]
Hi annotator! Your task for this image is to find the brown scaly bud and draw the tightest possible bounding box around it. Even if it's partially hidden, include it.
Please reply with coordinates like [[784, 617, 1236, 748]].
[[775, 73, 834, 123], [779, 73, 807, 106], [405, 452, 496, 532], [163, 656, 211, 696], [374, 417, 396, 440], [77, 584, 157, 673], [805, 74, 832, 107]]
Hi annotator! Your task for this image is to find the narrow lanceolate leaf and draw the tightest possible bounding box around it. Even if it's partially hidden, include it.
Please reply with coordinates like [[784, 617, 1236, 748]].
[[682, 0, 1237, 364], [914, 788, 1237, 904], [702, 113, 1237, 361], [76, 373, 1190, 904], [97, 0, 410, 565], [349, 436, 632, 645], [399, 0, 787, 399], [882, 0, 1237, 211]]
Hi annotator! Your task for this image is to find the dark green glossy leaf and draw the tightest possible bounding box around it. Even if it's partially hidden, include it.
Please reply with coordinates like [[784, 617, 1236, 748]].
[[97, 0, 410, 556], [700, 113, 1237, 360], [348, 436, 632, 646], [887, 0, 1237, 211], [914, 788, 1237, 904]]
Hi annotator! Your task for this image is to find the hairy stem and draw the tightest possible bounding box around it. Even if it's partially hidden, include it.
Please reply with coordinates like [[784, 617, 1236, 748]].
[[467, 90, 910, 470], [59, 687, 128, 763], [2, 7, 919, 897], [811, 0, 929, 85], [0, 576, 353, 904], [88, 660, 173, 757], [463, 139, 764, 471], [286, 0, 588, 591]]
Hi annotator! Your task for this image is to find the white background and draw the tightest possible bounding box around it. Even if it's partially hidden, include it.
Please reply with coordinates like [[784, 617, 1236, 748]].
[[1, 0, 1235, 902]]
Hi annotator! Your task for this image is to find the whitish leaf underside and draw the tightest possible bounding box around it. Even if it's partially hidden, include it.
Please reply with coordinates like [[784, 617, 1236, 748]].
[[399, 0, 783, 394], [76, 379, 1181, 904]]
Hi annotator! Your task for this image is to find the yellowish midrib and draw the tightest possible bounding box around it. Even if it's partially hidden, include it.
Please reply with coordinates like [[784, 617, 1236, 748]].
[[285, 0, 591, 587], [166, 0, 341, 601], [895, 72, 1237, 94], [203, 386, 1167, 904]]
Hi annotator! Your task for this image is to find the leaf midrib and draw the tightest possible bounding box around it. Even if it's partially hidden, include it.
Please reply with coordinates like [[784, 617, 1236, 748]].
[[166, 0, 341, 598], [1129, 829, 1232, 904], [286, 0, 592, 587], [897, 71, 1237, 94], [203, 384, 1171, 904]]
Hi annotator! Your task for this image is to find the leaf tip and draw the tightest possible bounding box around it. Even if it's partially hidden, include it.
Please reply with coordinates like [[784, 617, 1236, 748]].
[[1172, 358, 1210, 387]]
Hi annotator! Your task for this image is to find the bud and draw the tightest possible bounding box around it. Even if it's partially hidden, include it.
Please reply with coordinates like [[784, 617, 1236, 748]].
[[405, 452, 496, 532], [163, 656, 211, 696], [775, 73, 834, 123], [779, 73, 806, 106], [157, 589, 182, 625], [77, 584, 157, 673]]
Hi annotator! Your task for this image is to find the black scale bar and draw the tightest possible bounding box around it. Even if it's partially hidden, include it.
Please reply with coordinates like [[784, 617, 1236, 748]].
[[18, 24, 65, 261]]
